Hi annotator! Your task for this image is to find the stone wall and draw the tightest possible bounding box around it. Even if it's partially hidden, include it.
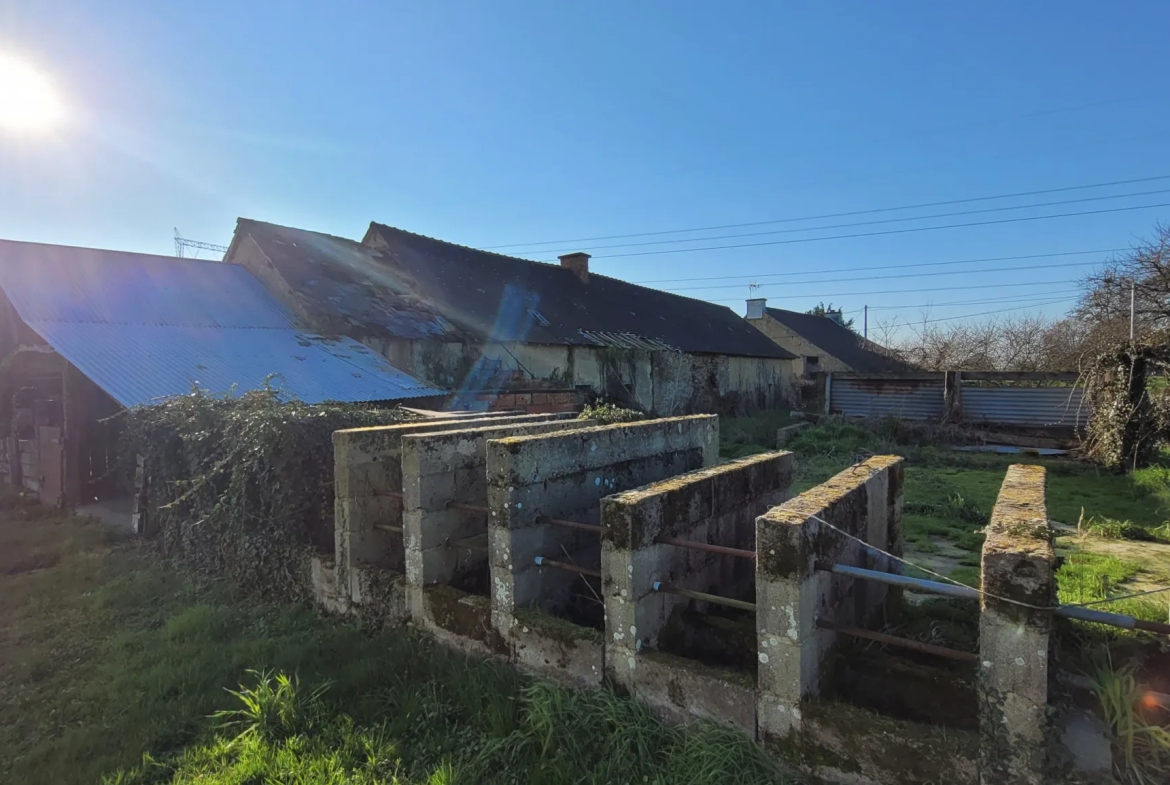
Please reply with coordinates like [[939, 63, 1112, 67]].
[[601, 451, 794, 730]]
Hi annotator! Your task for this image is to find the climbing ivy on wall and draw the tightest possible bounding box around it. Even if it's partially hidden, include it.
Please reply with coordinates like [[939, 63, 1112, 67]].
[[121, 387, 413, 599]]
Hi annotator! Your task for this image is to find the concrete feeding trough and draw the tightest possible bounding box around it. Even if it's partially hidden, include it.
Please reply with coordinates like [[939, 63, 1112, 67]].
[[487, 415, 720, 685]]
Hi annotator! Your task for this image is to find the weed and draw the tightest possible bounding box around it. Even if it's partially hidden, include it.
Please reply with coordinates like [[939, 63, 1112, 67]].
[[579, 402, 646, 425], [1092, 657, 1170, 784]]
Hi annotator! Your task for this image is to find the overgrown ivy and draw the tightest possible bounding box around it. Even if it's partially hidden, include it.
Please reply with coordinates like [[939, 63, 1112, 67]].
[[120, 388, 414, 600], [1080, 329, 1170, 471]]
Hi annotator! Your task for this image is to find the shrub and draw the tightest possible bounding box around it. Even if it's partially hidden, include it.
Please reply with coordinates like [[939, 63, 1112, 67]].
[[579, 402, 645, 425], [121, 387, 412, 600]]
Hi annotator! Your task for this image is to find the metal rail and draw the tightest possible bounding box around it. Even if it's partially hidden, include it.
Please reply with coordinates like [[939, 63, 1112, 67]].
[[533, 556, 601, 578], [815, 619, 978, 663], [656, 536, 755, 560], [818, 561, 1170, 636], [374, 524, 403, 534], [538, 515, 601, 533], [538, 515, 755, 561], [652, 582, 756, 612], [1058, 605, 1170, 635], [815, 561, 981, 601]]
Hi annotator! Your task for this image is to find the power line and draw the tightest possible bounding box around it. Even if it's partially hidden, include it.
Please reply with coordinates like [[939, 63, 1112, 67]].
[[634, 248, 1124, 285], [708, 278, 1085, 303], [518, 188, 1170, 257], [487, 174, 1170, 251], [571, 201, 1170, 261], [866, 289, 1084, 311], [910, 297, 1079, 325], [662, 259, 1100, 293]]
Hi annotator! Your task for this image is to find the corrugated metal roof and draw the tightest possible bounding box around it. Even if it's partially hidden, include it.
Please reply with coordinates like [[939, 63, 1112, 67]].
[[577, 329, 678, 352], [0, 239, 443, 406]]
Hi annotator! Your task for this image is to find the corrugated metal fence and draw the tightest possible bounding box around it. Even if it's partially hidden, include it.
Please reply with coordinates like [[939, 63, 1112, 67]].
[[829, 375, 945, 421], [828, 371, 1088, 430]]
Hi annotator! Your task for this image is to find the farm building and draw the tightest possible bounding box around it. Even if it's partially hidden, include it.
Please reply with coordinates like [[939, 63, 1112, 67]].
[[745, 298, 910, 376], [226, 218, 797, 414], [0, 239, 443, 508]]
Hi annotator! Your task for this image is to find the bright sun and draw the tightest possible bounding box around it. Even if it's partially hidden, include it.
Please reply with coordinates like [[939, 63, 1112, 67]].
[[0, 53, 64, 133]]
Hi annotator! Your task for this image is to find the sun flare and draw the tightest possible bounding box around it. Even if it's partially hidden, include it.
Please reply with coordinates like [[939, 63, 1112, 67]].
[[0, 53, 64, 133]]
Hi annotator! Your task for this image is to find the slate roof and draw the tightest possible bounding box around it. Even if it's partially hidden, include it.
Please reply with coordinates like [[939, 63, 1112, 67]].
[[0, 239, 443, 407], [764, 307, 909, 372], [360, 222, 794, 358], [233, 219, 459, 341]]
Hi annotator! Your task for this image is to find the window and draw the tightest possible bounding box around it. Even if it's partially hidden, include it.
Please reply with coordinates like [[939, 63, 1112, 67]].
[[803, 355, 820, 377]]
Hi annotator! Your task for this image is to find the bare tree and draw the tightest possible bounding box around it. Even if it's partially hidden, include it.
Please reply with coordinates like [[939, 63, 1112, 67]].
[[1080, 223, 1170, 339], [895, 312, 1090, 372]]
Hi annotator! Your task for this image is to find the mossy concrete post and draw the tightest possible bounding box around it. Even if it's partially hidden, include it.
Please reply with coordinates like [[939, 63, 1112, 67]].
[[602, 451, 793, 730], [978, 464, 1053, 785], [399, 418, 591, 626], [330, 413, 570, 608], [754, 455, 904, 745]]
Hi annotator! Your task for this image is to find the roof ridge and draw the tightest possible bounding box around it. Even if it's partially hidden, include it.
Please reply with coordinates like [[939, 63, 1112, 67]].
[[368, 222, 740, 314], [0, 237, 224, 267], [238, 218, 376, 252]]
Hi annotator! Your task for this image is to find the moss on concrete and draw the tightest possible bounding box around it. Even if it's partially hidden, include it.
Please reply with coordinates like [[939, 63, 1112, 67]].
[[513, 606, 602, 646], [641, 649, 756, 689], [423, 585, 507, 654]]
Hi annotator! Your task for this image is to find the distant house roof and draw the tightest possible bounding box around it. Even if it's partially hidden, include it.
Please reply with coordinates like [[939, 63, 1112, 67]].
[[0, 240, 443, 407], [359, 222, 794, 359], [230, 219, 459, 342], [764, 307, 909, 372]]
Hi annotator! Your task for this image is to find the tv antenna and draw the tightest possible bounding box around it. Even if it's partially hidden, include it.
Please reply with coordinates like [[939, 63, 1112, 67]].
[[174, 228, 229, 260]]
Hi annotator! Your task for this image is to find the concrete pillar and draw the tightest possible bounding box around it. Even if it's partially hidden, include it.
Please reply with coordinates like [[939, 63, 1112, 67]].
[[753, 455, 904, 744], [978, 464, 1053, 785]]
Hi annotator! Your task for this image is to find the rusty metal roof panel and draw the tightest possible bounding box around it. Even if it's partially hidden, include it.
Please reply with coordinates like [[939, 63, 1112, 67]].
[[0, 239, 444, 406]]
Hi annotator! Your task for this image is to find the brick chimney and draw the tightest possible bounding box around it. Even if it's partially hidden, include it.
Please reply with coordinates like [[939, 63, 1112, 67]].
[[559, 252, 590, 283], [746, 298, 767, 319]]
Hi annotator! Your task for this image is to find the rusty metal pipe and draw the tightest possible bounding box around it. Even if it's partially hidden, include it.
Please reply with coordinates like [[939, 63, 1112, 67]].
[[652, 582, 756, 612], [446, 501, 489, 514], [374, 524, 403, 534], [533, 556, 601, 578], [373, 491, 404, 500], [815, 619, 978, 663], [537, 515, 601, 533], [655, 536, 755, 560]]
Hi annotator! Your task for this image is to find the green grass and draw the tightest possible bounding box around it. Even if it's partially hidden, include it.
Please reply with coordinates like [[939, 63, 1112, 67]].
[[0, 505, 789, 785], [719, 409, 793, 460], [738, 419, 1170, 608]]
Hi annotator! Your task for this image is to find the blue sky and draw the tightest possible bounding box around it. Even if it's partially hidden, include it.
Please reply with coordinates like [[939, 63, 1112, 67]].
[[2, 1, 1168, 342]]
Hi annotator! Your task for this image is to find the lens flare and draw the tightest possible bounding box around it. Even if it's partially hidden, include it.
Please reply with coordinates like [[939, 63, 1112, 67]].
[[0, 53, 65, 133]]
